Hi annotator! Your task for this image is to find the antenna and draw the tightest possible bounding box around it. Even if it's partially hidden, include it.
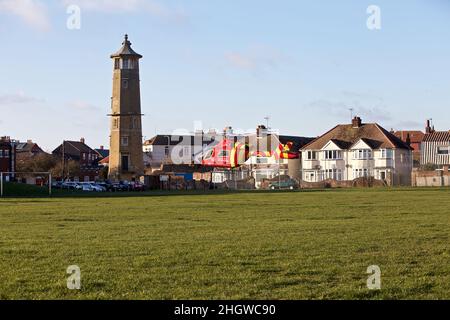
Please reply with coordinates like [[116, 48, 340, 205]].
[[264, 116, 270, 129], [349, 108, 354, 121]]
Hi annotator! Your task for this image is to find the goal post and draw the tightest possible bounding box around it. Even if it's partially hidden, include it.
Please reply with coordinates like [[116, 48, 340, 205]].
[[0, 172, 52, 197]]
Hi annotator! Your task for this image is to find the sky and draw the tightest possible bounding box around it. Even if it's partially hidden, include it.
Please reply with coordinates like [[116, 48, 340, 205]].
[[0, 0, 449, 151]]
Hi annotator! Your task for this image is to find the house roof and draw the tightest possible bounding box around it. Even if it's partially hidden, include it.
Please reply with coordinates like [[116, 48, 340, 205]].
[[52, 141, 97, 157], [95, 148, 110, 158], [394, 131, 424, 144], [279, 135, 315, 151], [144, 135, 216, 147], [16, 142, 44, 153], [110, 34, 143, 59], [99, 156, 109, 165], [422, 131, 450, 142], [301, 122, 412, 151]]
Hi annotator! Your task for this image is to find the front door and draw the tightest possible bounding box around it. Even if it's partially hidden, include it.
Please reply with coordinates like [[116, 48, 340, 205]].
[[121, 155, 129, 172]]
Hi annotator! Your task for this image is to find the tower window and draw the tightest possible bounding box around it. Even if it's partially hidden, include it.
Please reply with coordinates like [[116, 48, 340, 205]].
[[122, 58, 129, 69], [123, 80, 129, 89], [114, 59, 120, 69], [113, 119, 119, 129], [121, 136, 129, 146], [132, 118, 139, 129]]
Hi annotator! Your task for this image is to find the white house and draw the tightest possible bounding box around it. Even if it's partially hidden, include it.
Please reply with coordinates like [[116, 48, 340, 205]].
[[420, 129, 450, 168], [143, 133, 216, 168], [301, 117, 413, 186]]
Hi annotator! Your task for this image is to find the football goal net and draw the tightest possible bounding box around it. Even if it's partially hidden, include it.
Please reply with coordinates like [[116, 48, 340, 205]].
[[0, 172, 52, 197]]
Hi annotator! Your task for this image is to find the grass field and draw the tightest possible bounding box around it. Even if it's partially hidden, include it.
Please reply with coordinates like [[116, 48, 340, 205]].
[[0, 188, 449, 300]]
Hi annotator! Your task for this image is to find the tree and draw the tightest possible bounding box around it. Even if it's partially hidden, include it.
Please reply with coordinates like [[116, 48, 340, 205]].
[[50, 160, 81, 180], [16, 153, 57, 173]]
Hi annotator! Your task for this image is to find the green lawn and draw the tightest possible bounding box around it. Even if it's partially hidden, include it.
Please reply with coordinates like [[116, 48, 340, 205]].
[[0, 188, 449, 299]]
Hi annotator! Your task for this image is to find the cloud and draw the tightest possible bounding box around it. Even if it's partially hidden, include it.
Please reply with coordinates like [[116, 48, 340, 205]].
[[68, 100, 100, 111], [61, 0, 188, 23], [307, 96, 392, 123], [0, 0, 50, 31], [0, 91, 45, 105], [225, 44, 288, 74]]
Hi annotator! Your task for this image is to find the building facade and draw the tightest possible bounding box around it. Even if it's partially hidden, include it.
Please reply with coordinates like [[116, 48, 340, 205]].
[[52, 139, 100, 181], [0, 137, 16, 180], [420, 131, 450, 168], [394, 130, 424, 166], [108, 35, 144, 181], [301, 117, 413, 186]]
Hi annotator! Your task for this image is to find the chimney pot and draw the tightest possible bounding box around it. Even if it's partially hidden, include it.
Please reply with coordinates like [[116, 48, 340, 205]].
[[80, 137, 85, 144], [352, 116, 362, 128]]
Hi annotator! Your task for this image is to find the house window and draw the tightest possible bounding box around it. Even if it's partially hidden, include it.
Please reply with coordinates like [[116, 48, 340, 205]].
[[82, 153, 86, 160], [324, 150, 342, 160], [380, 149, 393, 159], [437, 146, 449, 155], [307, 151, 317, 160], [353, 149, 372, 160], [353, 168, 369, 179], [121, 136, 129, 146], [323, 169, 342, 180]]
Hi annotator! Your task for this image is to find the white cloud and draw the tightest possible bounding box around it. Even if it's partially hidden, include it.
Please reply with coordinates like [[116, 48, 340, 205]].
[[0, 91, 45, 105], [0, 0, 50, 31], [68, 100, 99, 111], [225, 52, 256, 70], [225, 45, 288, 73], [61, 0, 188, 23]]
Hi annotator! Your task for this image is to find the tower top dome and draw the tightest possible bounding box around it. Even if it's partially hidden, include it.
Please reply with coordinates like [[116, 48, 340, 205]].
[[110, 34, 143, 59]]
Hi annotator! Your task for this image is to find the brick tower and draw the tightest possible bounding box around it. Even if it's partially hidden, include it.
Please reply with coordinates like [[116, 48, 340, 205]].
[[108, 35, 144, 181]]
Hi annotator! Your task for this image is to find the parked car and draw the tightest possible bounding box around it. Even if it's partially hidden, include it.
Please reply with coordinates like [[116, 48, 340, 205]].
[[62, 181, 82, 190], [130, 181, 145, 191], [97, 182, 113, 192], [269, 179, 298, 190], [80, 182, 106, 192], [80, 183, 94, 192], [51, 181, 63, 189]]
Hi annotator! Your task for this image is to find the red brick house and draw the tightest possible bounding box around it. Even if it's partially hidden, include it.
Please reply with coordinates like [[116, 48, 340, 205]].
[[52, 138, 101, 181], [394, 130, 424, 165], [16, 140, 45, 164]]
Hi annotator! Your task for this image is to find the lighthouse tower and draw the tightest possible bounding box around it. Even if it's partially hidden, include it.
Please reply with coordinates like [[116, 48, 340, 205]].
[[108, 35, 144, 181]]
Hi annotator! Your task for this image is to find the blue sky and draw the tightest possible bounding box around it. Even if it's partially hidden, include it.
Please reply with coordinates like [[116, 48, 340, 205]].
[[0, 0, 449, 151]]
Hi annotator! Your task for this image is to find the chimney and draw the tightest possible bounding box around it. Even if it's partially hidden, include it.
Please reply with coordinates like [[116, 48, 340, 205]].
[[256, 125, 267, 138], [406, 133, 411, 146], [352, 116, 362, 128], [223, 126, 233, 136], [100, 145, 104, 150], [80, 137, 85, 144], [425, 120, 431, 134], [27, 139, 32, 144]]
